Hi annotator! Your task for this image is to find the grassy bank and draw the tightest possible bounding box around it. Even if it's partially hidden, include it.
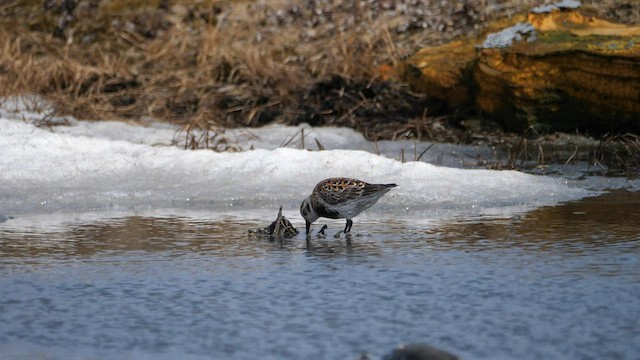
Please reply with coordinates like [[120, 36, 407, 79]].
[[1, 0, 639, 174]]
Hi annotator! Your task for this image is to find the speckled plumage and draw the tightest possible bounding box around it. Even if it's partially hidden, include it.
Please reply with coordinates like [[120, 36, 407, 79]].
[[300, 178, 397, 235]]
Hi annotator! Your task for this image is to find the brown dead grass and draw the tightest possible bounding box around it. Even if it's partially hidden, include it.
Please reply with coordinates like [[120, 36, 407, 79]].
[[1, 0, 639, 144]]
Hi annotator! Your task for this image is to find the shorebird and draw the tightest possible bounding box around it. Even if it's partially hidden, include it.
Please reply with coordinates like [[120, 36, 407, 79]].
[[300, 177, 397, 236]]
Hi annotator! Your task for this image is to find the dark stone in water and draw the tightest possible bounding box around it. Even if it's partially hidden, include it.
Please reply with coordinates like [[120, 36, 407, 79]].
[[381, 343, 459, 360], [0, 214, 14, 223], [248, 206, 298, 238]]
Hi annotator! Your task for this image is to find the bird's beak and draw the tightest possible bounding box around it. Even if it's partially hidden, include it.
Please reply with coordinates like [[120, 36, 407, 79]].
[[305, 220, 311, 236]]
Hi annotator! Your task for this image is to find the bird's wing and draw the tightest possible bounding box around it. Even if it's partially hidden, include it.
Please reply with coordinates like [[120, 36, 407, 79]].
[[317, 178, 366, 205]]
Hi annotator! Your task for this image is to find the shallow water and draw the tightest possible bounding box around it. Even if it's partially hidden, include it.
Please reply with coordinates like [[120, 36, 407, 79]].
[[1, 190, 639, 360]]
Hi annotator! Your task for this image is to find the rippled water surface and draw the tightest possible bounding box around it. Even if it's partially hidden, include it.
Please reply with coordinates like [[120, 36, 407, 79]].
[[1, 190, 639, 360]]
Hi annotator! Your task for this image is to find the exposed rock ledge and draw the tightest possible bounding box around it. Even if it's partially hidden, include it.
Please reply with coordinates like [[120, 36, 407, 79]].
[[400, 1, 640, 134]]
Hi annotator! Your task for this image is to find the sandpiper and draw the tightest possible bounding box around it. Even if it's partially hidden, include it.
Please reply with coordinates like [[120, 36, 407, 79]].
[[300, 177, 397, 236]]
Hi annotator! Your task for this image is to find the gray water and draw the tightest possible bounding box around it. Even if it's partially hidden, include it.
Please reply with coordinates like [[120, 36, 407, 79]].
[[1, 190, 639, 360]]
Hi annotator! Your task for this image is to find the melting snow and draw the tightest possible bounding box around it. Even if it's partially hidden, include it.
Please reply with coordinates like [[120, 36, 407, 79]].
[[4, 97, 631, 221]]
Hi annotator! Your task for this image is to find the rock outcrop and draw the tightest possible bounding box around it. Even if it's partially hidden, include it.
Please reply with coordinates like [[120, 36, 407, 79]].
[[401, 1, 640, 134]]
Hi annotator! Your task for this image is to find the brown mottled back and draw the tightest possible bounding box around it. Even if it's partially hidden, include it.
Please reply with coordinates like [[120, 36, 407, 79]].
[[316, 178, 397, 205]]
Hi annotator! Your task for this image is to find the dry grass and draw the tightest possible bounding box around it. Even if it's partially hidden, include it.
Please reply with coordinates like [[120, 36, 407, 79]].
[[2, 1, 390, 123], [592, 134, 640, 177], [1, 0, 639, 150], [459, 130, 640, 176]]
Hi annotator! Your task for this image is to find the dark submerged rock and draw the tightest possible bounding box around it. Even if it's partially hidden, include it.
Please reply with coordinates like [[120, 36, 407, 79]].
[[248, 206, 298, 239], [382, 343, 459, 360]]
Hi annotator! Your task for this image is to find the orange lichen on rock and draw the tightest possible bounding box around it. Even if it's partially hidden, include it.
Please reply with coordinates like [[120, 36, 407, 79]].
[[475, 7, 640, 132], [400, 40, 477, 108], [401, 4, 640, 134], [475, 47, 640, 131], [528, 9, 640, 37]]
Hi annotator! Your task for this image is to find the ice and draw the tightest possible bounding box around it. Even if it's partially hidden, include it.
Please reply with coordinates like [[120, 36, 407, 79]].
[[532, 0, 581, 14], [0, 103, 597, 219], [481, 0, 583, 50], [480, 22, 536, 49]]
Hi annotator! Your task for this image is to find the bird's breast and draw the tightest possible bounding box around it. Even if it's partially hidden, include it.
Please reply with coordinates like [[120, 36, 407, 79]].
[[315, 202, 342, 219]]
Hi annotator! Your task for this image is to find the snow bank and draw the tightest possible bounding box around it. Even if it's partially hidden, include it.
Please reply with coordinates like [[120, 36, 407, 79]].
[[0, 117, 594, 216]]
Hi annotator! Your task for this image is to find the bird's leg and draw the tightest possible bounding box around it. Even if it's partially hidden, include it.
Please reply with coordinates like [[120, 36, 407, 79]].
[[344, 219, 353, 233]]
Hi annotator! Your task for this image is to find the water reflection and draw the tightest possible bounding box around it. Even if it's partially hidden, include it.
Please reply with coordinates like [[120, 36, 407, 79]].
[[430, 189, 640, 252], [0, 215, 261, 260], [1, 190, 639, 262]]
